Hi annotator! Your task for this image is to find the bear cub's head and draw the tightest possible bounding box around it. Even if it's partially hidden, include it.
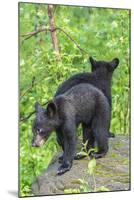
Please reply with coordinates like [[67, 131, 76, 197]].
[[89, 57, 119, 73], [32, 102, 60, 147]]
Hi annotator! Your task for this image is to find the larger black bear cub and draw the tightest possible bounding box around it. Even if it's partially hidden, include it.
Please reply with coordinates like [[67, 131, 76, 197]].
[[55, 57, 119, 139], [32, 83, 110, 175], [55, 57, 119, 107]]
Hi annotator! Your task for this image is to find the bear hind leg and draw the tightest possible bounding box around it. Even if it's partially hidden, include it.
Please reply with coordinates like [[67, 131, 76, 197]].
[[74, 124, 95, 160], [91, 117, 109, 159]]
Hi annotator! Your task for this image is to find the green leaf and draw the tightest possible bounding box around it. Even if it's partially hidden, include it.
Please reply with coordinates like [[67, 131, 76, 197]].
[[72, 178, 88, 185], [76, 151, 88, 157], [97, 186, 109, 192], [87, 159, 96, 175]]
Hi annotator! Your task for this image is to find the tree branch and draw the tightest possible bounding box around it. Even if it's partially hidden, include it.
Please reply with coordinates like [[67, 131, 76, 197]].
[[20, 101, 50, 123], [20, 76, 35, 100], [20, 73, 50, 100], [48, 5, 60, 58], [57, 27, 88, 54], [21, 27, 51, 41], [21, 27, 88, 54], [20, 110, 35, 122]]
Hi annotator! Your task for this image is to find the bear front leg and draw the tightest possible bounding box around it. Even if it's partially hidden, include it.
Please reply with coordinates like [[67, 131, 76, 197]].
[[108, 131, 115, 138], [57, 122, 76, 175], [56, 128, 64, 163]]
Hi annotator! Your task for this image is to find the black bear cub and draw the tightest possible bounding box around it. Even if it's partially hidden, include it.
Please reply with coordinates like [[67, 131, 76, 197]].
[[32, 83, 110, 175], [55, 57, 119, 138], [55, 57, 119, 108]]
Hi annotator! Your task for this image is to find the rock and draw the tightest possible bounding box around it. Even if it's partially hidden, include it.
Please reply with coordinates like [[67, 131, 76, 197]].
[[32, 136, 130, 195]]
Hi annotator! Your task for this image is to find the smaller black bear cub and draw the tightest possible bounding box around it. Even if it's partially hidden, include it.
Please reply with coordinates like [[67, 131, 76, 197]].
[[32, 83, 110, 175]]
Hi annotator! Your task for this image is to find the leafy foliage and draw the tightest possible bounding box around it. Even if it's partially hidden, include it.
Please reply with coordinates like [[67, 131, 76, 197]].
[[19, 3, 130, 197]]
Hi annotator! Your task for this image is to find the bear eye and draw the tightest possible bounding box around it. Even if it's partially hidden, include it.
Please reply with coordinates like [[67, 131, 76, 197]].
[[37, 128, 44, 135], [37, 128, 41, 134]]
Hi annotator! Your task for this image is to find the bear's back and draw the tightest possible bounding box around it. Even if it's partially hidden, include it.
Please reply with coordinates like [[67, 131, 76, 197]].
[[55, 83, 109, 125], [55, 71, 111, 107]]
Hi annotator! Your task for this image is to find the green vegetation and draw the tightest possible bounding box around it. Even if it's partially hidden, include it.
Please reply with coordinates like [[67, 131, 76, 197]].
[[19, 3, 130, 197]]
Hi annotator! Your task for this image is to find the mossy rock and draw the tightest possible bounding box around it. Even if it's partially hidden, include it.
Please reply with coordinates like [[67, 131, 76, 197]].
[[32, 136, 130, 196]]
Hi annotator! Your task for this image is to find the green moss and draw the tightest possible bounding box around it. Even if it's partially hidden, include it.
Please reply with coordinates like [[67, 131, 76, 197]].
[[121, 158, 129, 165], [113, 141, 124, 150]]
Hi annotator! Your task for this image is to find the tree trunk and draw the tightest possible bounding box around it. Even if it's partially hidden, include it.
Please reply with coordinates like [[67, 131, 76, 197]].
[[48, 5, 60, 59]]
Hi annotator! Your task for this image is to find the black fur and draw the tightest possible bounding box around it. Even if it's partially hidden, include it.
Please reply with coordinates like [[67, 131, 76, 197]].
[[55, 57, 119, 139], [32, 83, 110, 175]]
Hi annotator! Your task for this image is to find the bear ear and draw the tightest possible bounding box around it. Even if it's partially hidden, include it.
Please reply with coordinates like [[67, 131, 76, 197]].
[[89, 57, 97, 66], [35, 102, 43, 113], [89, 57, 97, 72], [46, 101, 57, 118], [110, 58, 119, 70]]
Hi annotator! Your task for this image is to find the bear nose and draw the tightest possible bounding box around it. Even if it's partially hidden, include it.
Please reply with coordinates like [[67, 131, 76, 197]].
[[32, 142, 39, 147]]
